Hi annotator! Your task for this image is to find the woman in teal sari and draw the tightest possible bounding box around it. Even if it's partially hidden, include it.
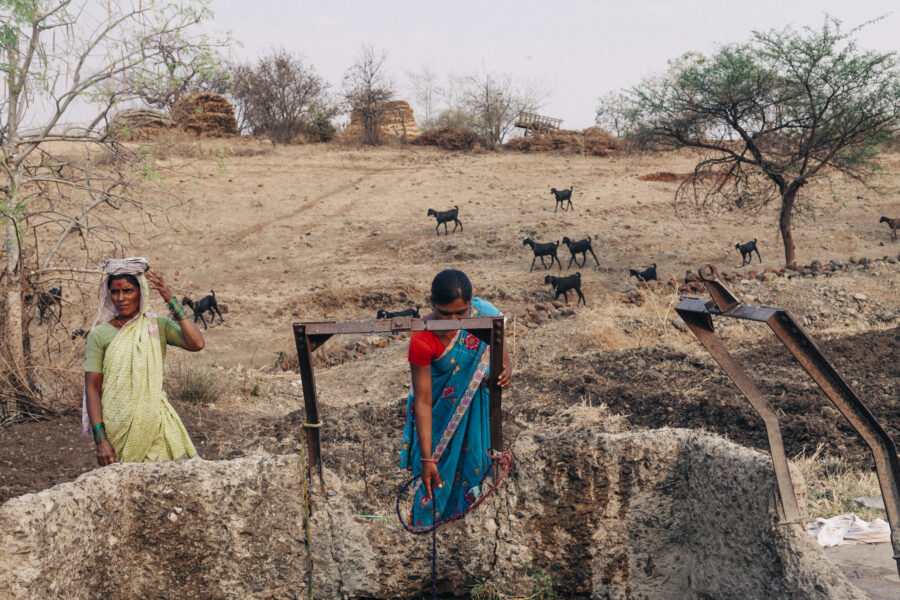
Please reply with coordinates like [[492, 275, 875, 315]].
[[399, 270, 512, 527]]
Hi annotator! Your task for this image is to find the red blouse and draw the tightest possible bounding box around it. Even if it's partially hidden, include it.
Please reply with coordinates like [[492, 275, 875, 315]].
[[408, 330, 448, 366]]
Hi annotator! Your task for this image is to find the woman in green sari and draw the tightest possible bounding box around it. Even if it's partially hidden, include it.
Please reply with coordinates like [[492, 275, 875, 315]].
[[83, 258, 204, 466]]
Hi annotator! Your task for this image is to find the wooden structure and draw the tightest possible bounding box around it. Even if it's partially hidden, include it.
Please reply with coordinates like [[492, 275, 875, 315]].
[[293, 316, 506, 485], [515, 111, 563, 136]]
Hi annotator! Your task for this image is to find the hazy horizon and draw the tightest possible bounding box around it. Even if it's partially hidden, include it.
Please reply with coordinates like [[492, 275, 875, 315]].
[[202, 1, 899, 130]]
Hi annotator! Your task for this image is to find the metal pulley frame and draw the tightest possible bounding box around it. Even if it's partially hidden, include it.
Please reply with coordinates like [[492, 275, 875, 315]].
[[292, 316, 506, 487], [675, 263, 900, 578]]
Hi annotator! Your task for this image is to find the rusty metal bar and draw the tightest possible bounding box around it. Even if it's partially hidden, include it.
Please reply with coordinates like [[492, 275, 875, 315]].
[[677, 306, 803, 524], [292, 316, 506, 488], [293, 324, 325, 487], [676, 264, 900, 576]]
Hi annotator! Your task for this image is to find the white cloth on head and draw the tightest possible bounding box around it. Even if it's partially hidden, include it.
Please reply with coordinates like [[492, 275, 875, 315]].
[[806, 513, 890, 547]]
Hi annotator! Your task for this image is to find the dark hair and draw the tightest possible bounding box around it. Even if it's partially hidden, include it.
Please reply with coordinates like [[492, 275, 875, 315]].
[[107, 273, 140, 291], [430, 269, 472, 305]]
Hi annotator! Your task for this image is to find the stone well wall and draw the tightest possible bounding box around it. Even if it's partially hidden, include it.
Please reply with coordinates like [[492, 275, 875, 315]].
[[0, 430, 865, 599]]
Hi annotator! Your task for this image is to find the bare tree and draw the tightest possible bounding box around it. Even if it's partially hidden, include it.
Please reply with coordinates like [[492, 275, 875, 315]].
[[463, 72, 545, 150], [342, 45, 394, 145], [407, 66, 442, 129], [0, 0, 216, 418], [595, 91, 636, 138], [231, 49, 334, 143]]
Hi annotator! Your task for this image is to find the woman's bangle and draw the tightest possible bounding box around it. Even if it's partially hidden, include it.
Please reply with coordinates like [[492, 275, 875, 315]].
[[420, 457, 438, 464], [92, 422, 108, 445]]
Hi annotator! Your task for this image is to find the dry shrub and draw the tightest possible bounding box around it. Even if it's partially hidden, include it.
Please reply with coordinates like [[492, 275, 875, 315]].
[[172, 92, 238, 136], [793, 444, 885, 521], [545, 397, 630, 434], [412, 125, 479, 151], [165, 362, 228, 405], [505, 126, 619, 156]]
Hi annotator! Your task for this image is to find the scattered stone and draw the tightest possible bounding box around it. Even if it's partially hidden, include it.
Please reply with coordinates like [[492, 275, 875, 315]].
[[852, 495, 885, 511]]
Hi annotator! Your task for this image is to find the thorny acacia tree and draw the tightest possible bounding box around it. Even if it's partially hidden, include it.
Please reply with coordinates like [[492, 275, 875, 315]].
[[0, 0, 217, 418], [343, 45, 393, 145], [619, 18, 900, 266]]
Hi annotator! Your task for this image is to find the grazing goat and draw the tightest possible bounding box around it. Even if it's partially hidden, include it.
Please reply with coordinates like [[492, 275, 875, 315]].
[[562, 235, 599, 269], [629, 263, 658, 282], [550, 187, 573, 212], [544, 272, 586, 306], [880, 216, 899, 241], [182, 291, 224, 329], [523, 237, 562, 271], [376, 306, 421, 320], [735, 238, 761, 265], [427, 206, 463, 235], [25, 287, 62, 325]]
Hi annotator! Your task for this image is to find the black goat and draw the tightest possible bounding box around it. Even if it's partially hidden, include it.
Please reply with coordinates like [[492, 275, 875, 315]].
[[523, 237, 562, 271], [71, 328, 87, 341], [25, 287, 62, 325], [376, 306, 421, 320], [544, 272, 586, 306], [550, 187, 573, 212], [880, 216, 898, 241], [182, 291, 224, 329], [562, 235, 599, 269], [735, 238, 761, 265], [427, 206, 463, 235], [629, 263, 657, 282]]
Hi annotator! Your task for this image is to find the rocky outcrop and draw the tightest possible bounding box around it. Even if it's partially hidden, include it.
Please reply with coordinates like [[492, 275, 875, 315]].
[[0, 430, 866, 599]]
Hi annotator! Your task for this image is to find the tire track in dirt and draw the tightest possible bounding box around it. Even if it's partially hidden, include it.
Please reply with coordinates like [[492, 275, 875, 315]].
[[231, 166, 412, 243]]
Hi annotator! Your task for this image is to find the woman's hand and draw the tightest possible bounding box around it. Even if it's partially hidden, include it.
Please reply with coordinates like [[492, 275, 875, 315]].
[[146, 269, 173, 302], [496, 357, 512, 388], [421, 460, 442, 500], [96, 440, 118, 466]]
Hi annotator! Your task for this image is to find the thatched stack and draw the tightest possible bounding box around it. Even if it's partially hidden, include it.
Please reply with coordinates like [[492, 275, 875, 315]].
[[412, 126, 479, 151], [505, 126, 619, 156], [343, 100, 422, 143], [172, 93, 238, 136], [107, 108, 174, 139]]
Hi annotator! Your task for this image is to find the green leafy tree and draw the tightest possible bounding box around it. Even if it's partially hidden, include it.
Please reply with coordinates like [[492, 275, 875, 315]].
[[0, 0, 217, 418], [619, 17, 900, 266]]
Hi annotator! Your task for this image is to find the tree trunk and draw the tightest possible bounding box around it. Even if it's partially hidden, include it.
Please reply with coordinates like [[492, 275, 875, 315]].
[[779, 190, 797, 268], [3, 217, 24, 420]]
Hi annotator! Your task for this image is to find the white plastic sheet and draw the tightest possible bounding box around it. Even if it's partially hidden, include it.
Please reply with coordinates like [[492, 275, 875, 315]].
[[806, 513, 891, 547]]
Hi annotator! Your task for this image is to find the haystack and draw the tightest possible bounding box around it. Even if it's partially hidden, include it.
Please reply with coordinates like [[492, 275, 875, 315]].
[[171, 92, 238, 136], [412, 125, 479, 151], [506, 126, 619, 156], [343, 100, 422, 143], [107, 108, 174, 140]]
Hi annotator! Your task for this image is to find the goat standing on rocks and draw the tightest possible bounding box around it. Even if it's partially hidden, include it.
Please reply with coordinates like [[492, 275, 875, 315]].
[[550, 187, 573, 212], [545, 272, 586, 305], [523, 237, 562, 271], [562, 236, 599, 268], [629, 263, 657, 282], [26, 287, 63, 325], [880, 216, 898, 241], [427, 206, 463, 235]]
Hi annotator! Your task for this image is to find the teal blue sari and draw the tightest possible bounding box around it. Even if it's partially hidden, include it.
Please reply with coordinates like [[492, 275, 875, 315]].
[[399, 297, 500, 527]]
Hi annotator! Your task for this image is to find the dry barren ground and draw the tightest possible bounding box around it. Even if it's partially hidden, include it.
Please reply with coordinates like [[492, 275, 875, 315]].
[[2, 141, 899, 595]]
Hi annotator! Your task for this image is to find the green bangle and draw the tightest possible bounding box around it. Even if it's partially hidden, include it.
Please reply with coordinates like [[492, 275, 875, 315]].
[[92, 423, 108, 445], [92, 421, 105, 435]]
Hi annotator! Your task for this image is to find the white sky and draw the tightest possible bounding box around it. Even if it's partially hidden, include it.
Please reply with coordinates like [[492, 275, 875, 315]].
[[201, 0, 899, 130]]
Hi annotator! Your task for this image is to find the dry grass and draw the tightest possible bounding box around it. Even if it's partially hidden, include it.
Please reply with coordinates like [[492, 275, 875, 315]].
[[793, 444, 886, 521], [165, 362, 229, 405]]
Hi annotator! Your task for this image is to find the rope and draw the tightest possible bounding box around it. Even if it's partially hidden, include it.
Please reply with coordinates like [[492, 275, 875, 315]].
[[395, 449, 512, 599], [298, 441, 314, 600]]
